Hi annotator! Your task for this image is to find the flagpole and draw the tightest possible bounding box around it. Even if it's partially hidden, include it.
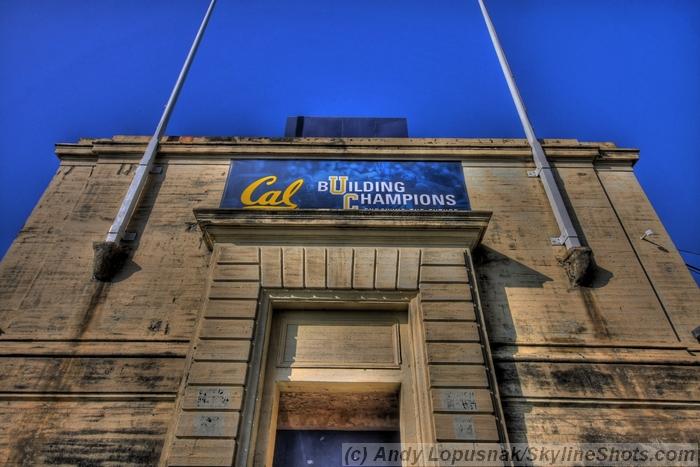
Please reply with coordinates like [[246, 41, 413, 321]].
[[93, 0, 217, 281], [477, 0, 593, 283]]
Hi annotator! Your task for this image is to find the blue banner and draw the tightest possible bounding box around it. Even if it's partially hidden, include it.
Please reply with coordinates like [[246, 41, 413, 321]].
[[221, 159, 470, 211]]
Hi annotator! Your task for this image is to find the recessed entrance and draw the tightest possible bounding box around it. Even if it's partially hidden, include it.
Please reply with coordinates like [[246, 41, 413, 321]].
[[251, 307, 428, 466], [273, 390, 400, 467]]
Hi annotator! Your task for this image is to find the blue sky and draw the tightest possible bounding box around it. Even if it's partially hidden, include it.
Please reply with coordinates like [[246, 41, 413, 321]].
[[1, 0, 698, 282]]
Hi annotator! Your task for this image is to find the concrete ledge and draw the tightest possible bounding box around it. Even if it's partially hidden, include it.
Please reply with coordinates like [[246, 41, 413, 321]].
[[54, 136, 639, 166], [193, 208, 492, 251]]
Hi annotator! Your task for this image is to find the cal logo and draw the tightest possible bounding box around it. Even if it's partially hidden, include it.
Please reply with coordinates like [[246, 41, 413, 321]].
[[240, 175, 304, 209]]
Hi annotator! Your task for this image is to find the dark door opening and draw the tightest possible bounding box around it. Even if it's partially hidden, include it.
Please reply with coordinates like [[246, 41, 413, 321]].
[[272, 390, 400, 467], [273, 430, 400, 467]]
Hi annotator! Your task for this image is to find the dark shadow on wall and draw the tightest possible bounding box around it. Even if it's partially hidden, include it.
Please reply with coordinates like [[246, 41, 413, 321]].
[[472, 244, 555, 348], [641, 237, 669, 253], [583, 264, 613, 289], [472, 244, 613, 455], [472, 245, 554, 460], [473, 245, 554, 342]]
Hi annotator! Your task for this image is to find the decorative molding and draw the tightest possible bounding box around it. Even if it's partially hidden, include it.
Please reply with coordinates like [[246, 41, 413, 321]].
[[194, 208, 492, 251], [54, 136, 639, 167]]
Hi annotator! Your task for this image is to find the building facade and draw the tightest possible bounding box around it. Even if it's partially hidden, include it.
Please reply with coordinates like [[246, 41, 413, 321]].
[[0, 136, 698, 466]]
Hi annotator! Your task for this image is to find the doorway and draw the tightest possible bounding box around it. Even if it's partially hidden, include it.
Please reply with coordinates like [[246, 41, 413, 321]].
[[252, 308, 426, 466], [273, 389, 400, 467]]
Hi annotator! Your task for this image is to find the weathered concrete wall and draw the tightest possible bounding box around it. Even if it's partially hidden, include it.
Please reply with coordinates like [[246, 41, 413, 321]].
[[0, 137, 697, 464], [0, 151, 224, 464], [464, 154, 699, 446]]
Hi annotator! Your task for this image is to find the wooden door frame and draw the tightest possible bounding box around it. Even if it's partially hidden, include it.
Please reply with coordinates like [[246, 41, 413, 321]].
[[235, 289, 435, 467]]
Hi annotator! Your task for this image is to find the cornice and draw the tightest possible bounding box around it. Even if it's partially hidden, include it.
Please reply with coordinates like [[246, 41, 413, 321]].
[[55, 136, 639, 167], [193, 208, 492, 251]]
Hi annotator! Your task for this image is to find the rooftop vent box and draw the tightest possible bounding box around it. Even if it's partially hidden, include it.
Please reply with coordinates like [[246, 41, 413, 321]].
[[285, 116, 408, 138]]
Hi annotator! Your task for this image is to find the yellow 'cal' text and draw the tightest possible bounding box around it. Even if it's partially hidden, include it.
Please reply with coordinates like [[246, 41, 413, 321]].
[[240, 175, 304, 209]]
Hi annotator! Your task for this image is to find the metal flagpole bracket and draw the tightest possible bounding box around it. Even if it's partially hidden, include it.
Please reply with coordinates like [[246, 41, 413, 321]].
[[527, 167, 542, 178], [92, 0, 217, 282], [477, 0, 594, 285], [550, 235, 568, 246]]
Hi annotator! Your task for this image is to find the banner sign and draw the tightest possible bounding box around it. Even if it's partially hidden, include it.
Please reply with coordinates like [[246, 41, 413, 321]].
[[220, 159, 470, 211]]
